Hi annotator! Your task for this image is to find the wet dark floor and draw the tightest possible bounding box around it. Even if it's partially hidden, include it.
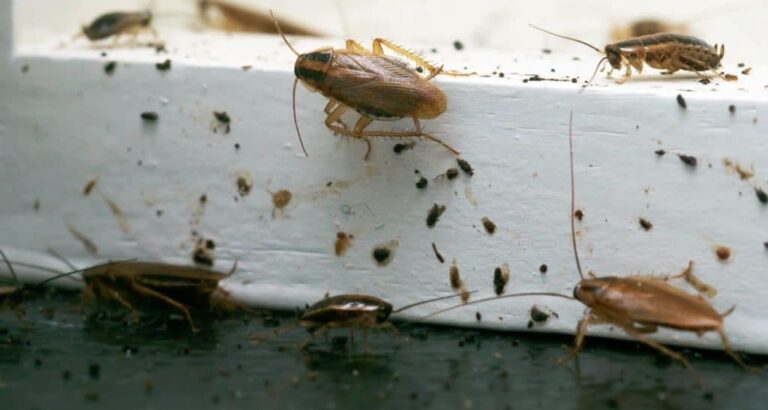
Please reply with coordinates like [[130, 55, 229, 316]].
[[1, 291, 766, 410]]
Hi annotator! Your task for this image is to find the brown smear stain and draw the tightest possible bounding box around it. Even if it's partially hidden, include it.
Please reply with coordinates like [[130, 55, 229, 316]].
[[431, 242, 445, 264], [449, 259, 471, 303], [66, 221, 99, 255], [722, 158, 754, 181], [83, 177, 99, 196], [714, 245, 732, 262], [234, 170, 253, 197], [306, 166, 379, 201], [268, 189, 292, 218], [493, 263, 510, 296], [190, 193, 208, 227], [334, 232, 353, 256], [100, 192, 131, 235], [481, 217, 496, 234], [639, 217, 653, 231], [464, 186, 478, 207]]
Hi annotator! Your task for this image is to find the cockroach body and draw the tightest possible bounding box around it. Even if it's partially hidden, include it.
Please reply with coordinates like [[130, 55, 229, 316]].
[[611, 19, 688, 42], [80, 11, 157, 44], [37, 261, 238, 331], [531, 25, 724, 85], [199, 1, 321, 36], [427, 112, 756, 374], [272, 11, 459, 160]]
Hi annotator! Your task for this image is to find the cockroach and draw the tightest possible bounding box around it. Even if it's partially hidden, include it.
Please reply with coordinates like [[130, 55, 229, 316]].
[[425, 112, 758, 375], [36, 261, 240, 332], [198, 1, 321, 36], [271, 11, 460, 160], [530, 24, 725, 86], [254, 292, 474, 350], [78, 10, 158, 45]]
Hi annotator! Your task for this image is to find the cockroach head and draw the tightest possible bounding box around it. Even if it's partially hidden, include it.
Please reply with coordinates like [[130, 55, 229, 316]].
[[604, 45, 623, 70], [572, 279, 606, 306], [294, 49, 333, 89], [376, 301, 394, 323]]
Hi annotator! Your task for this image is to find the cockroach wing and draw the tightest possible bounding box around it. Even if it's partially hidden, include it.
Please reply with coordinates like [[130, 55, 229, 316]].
[[596, 278, 722, 330], [322, 53, 444, 120]]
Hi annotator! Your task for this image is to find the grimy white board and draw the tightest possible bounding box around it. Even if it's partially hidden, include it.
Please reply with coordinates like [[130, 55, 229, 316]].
[[1, 0, 767, 354]]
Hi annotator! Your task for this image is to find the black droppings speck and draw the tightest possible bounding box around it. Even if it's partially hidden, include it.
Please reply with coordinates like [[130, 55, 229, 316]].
[[475, 312, 482, 322], [155, 59, 172, 71], [539, 264, 548, 274], [140, 112, 159, 122], [234, 143, 240, 151], [200, 194, 208, 204], [457, 158, 474, 176], [393, 142, 414, 154], [493, 267, 507, 296], [426, 204, 446, 228], [21, 64, 29, 73], [156, 209, 163, 217], [481, 217, 496, 234], [654, 149, 666, 156], [213, 111, 231, 134], [526, 321, 534, 329], [699, 78, 711, 85], [571, 78, 577, 83], [763, 242, 768, 250], [530, 306, 551, 323], [738, 62, 745, 68], [236, 176, 252, 197], [88, 364, 101, 379], [446, 168, 459, 180], [523, 79, 529, 83], [676, 94, 687, 109], [372, 247, 391, 264], [416, 177, 428, 190], [104, 61, 117, 76], [639, 217, 653, 231], [756, 187, 768, 204], [729, 104, 736, 114], [205, 239, 215, 250], [550, 68, 555, 73], [542, 48, 552, 54], [677, 154, 697, 167], [415, 66, 423, 73], [100, 52, 108, 58], [498, 72, 505, 78], [453, 40, 464, 51], [431, 242, 444, 263], [574, 209, 584, 220]]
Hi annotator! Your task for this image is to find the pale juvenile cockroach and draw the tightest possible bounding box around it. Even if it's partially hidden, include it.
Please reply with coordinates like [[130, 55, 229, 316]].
[[530, 24, 725, 86], [198, 1, 322, 36], [426, 112, 758, 375], [77, 10, 159, 45], [254, 292, 475, 350], [36, 260, 241, 332], [271, 11, 460, 160]]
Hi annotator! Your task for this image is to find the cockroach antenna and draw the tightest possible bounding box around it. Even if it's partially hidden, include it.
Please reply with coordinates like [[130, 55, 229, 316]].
[[529, 24, 602, 53], [32, 259, 137, 288], [568, 111, 584, 280], [270, 10, 309, 157], [0, 249, 19, 285], [392, 290, 478, 314], [422, 292, 575, 320]]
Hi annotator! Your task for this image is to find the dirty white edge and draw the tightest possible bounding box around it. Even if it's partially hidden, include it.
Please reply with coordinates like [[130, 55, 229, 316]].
[[2, 0, 768, 355]]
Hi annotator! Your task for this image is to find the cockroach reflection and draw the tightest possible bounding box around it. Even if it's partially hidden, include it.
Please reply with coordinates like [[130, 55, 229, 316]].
[[77, 10, 158, 45], [0, 250, 26, 318], [36, 261, 241, 332], [271, 11, 460, 160], [426, 112, 757, 375], [530, 24, 725, 86], [254, 292, 474, 350], [198, 1, 321, 36]]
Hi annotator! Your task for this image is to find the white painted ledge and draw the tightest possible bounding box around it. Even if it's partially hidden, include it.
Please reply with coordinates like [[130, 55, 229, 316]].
[[2, 1, 768, 354]]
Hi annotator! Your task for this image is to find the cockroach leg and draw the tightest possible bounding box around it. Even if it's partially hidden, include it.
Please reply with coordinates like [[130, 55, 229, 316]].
[[129, 280, 199, 332], [620, 323, 699, 377], [344, 39, 366, 52], [324, 100, 349, 129], [371, 38, 441, 78], [717, 328, 761, 372]]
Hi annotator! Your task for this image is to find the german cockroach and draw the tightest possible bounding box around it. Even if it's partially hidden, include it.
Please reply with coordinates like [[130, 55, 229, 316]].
[[254, 292, 474, 350], [426, 112, 758, 375], [198, 1, 321, 36], [36, 260, 241, 332], [271, 11, 460, 160], [77, 10, 158, 45], [530, 24, 725, 86]]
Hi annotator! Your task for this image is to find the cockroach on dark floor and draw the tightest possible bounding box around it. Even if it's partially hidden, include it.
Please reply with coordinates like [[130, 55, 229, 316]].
[[77, 10, 159, 45], [271, 11, 462, 160], [253, 292, 475, 350], [426, 112, 758, 376], [530, 24, 725, 86], [198, 1, 322, 36], [36, 260, 243, 332]]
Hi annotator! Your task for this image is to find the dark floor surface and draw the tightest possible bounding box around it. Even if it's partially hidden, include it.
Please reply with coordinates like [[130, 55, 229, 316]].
[[0, 291, 766, 410]]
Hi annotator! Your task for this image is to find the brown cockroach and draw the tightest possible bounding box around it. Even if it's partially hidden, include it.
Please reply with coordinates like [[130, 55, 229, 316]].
[[36, 260, 241, 331], [77, 10, 158, 45], [530, 24, 725, 86], [198, 1, 322, 36], [254, 291, 475, 350], [271, 11, 460, 160], [426, 112, 758, 375]]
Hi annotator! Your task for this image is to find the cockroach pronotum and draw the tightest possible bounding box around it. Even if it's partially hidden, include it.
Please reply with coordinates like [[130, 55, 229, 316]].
[[425, 112, 758, 376], [36, 260, 242, 332], [77, 10, 158, 45], [271, 11, 460, 160], [253, 292, 475, 350], [530, 24, 725, 86], [198, 1, 322, 36]]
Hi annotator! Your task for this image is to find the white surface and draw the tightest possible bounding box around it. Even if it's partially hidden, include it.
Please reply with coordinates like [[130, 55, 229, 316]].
[[2, 1, 768, 354]]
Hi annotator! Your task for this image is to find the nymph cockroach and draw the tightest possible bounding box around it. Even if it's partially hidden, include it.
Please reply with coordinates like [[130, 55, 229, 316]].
[[254, 291, 474, 350], [271, 11, 460, 160], [36, 260, 241, 331], [530, 24, 725, 85], [198, 1, 321, 36], [77, 10, 158, 45], [426, 112, 757, 375]]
